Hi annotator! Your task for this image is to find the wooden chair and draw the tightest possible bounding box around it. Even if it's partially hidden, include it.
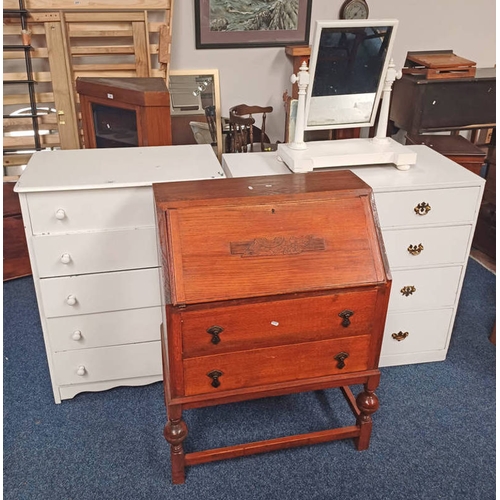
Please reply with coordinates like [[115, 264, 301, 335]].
[[228, 104, 274, 153], [204, 105, 217, 146]]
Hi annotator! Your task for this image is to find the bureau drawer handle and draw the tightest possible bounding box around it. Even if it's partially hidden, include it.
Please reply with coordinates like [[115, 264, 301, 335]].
[[400, 286, 416, 296], [76, 365, 86, 376], [72, 330, 82, 341], [392, 331, 409, 342], [55, 209, 66, 220], [407, 243, 424, 255], [338, 310, 354, 327], [207, 370, 223, 388], [207, 325, 224, 345], [66, 294, 77, 306], [60, 253, 72, 264], [334, 352, 349, 369], [414, 202, 431, 216]]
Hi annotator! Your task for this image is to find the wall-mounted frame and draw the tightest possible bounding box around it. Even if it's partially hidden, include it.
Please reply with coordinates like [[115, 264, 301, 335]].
[[194, 0, 312, 49]]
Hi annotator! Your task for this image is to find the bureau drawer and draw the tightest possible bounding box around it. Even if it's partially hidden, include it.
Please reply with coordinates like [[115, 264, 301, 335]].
[[181, 289, 379, 357], [388, 266, 462, 311], [374, 187, 481, 228], [47, 306, 162, 352], [53, 341, 162, 386], [33, 227, 159, 278], [382, 225, 471, 268], [380, 309, 453, 356], [27, 186, 155, 235], [183, 335, 371, 396], [40, 268, 161, 318]]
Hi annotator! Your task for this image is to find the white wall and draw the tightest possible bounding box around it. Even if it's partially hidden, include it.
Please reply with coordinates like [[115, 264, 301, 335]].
[[170, 0, 496, 142]]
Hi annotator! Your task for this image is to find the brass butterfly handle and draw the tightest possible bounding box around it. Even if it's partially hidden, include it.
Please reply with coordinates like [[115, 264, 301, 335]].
[[414, 202, 431, 216], [407, 243, 424, 255], [400, 286, 416, 296], [392, 331, 409, 342]]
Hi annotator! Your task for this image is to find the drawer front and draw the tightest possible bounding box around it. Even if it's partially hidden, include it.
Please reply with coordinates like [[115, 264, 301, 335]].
[[375, 187, 481, 228], [53, 341, 162, 386], [383, 225, 471, 269], [381, 309, 453, 357], [388, 266, 462, 311], [32, 227, 159, 278], [47, 306, 162, 352], [27, 186, 155, 235], [181, 289, 379, 357], [183, 335, 371, 396], [40, 268, 161, 318]]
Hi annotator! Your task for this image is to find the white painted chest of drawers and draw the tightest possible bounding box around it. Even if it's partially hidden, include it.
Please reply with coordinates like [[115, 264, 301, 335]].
[[221, 145, 485, 367], [15, 145, 225, 403]]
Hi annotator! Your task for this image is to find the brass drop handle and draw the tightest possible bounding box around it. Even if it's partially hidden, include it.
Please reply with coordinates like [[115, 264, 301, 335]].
[[338, 310, 354, 327], [207, 370, 223, 388], [334, 352, 349, 369], [407, 243, 424, 255], [414, 202, 431, 216], [400, 285, 416, 296], [392, 331, 409, 342], [207, 325, 224, 345]]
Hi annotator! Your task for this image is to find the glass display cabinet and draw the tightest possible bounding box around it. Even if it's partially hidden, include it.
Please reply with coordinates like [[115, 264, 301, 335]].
[[76, 77, 172, 148]]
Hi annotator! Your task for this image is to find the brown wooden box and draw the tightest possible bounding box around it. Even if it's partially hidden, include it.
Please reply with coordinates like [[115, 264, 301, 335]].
[[76, 77, 172, 148], [153, 170, 392, 483], [3, 182, 31, 281]]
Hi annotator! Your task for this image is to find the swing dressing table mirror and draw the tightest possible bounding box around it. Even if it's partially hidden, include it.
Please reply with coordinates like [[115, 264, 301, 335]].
[[278, 19, 417, 172]]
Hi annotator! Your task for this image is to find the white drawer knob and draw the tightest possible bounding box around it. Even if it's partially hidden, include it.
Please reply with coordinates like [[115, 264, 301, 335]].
[[60, 253, 71, 264], [72, 330, 82, 341], [76, 365, 86, 376], [66, 294, 77, 306], [55, 209, 66, 220]]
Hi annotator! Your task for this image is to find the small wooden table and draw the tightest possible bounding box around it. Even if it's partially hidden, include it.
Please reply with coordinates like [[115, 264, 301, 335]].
[[406, 133, 486, 176]]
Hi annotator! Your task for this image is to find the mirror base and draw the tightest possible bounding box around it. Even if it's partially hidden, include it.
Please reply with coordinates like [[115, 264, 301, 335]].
[[277, 138, 417, 173]]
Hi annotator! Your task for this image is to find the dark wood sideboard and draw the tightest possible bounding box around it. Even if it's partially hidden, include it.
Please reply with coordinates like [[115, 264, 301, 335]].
[[154, 170, 392, 483], [390, 68, 496, 135]]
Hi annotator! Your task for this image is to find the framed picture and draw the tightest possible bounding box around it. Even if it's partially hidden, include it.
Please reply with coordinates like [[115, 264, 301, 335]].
[[194, 0, 312, 49]]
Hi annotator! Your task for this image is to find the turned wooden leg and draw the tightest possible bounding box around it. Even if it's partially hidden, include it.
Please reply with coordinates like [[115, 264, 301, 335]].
[[355, 383, 380, 451], [164, 407, 188, 484]]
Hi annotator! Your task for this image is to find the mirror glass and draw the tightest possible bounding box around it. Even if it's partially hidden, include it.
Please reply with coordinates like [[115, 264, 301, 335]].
[[168, 69, 223, 160], [305, 20, 397, 130]]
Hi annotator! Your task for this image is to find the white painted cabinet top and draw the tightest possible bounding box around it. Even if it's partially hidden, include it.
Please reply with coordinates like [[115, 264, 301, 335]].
[[223, 145, 485, 191], [15, 144, 225, 193]]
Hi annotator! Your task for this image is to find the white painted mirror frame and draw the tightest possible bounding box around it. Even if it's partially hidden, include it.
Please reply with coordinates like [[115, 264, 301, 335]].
[[305, 19, 399, 131]]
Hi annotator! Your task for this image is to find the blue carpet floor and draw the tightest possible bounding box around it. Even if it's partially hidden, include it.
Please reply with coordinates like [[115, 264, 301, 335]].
[[3, 258, 496, 500]]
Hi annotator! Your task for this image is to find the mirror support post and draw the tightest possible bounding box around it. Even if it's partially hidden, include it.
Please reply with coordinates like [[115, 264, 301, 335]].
[[374, 59, 402, 143], [289, 62, 310, 150]]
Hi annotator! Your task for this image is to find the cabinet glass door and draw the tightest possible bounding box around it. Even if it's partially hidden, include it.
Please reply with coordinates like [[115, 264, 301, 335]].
[[92, 103, 138, 148]]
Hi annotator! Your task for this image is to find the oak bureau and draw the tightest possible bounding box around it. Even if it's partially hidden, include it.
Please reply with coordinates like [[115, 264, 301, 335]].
[[221, 145, 485, 367], [153, 170, 392, 483], [15, 144, 224, 403]]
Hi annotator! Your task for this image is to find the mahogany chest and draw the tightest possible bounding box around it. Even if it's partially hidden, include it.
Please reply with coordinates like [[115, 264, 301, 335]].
[[153, 170, 391, 483]]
